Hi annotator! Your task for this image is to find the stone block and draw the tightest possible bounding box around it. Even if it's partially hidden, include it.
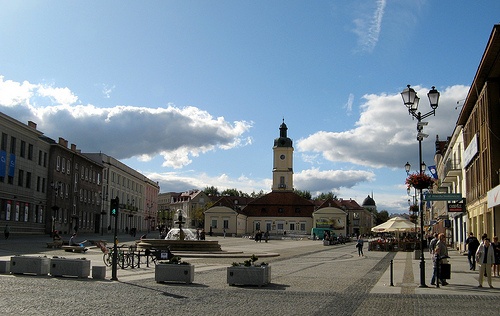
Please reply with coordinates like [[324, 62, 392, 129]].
[[155, 264, 194, 284], [50, 257, 90, 278], [10, 256, 50, 276]]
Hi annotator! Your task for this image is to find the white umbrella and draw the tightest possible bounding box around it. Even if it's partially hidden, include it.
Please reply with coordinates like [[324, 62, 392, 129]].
[[371, 216, 415, 232]]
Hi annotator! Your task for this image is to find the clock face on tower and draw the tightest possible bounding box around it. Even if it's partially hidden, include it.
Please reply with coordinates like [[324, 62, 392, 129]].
[[280, 154, 285, 160]]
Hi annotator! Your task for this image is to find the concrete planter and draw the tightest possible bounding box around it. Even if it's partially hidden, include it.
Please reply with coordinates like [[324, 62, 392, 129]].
[[0, 261, 10, 274], [155, 264, 194, 284], [92, 266, 107, 280], [10, 256, 50, 276], [50, 257, 91, 278], [227, 265, 271, 286]]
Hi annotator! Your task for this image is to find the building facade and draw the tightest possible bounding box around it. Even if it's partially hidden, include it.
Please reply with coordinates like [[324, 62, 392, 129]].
[[0, 114, 49, 234], [457, 24, 500, 239], [85, 153, 159, 235]]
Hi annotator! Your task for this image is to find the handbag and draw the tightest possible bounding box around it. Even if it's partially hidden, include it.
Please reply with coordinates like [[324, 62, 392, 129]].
[[440, 263, 451, 279]]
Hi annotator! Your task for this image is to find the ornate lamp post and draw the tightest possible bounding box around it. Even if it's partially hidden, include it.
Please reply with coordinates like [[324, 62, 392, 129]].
[[401, 85, 440, 288]]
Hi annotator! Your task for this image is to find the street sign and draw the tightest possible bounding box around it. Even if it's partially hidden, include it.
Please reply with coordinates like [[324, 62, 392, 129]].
[[424, 193, 462, 201]]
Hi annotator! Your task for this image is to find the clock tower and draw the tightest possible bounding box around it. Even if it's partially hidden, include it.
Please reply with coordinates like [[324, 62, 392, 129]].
[[272, 119, 293, 191]]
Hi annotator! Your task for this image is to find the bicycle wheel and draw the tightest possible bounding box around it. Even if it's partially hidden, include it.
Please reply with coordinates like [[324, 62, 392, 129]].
[[118, 252, 129, 269], [128, 253, 140, 268], [103, 252, 112, 267]]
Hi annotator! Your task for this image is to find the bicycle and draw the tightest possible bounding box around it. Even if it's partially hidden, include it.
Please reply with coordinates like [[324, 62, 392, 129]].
[[102, 245, 130, 269]]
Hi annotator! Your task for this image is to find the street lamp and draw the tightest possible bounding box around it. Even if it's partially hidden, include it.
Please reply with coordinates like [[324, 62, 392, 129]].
[[401, 84, 440, 288]]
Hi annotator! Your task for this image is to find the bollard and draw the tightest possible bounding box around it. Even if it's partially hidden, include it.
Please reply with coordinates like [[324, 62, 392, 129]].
[[390, 259, 394, 286], [92, 266, 106, 280]]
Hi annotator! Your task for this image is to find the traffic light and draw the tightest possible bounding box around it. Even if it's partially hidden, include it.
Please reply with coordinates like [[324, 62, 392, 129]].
[[110, 197, 119, 216]]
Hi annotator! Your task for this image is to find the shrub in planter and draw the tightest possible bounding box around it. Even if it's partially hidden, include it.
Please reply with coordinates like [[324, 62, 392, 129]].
[[155, 256, 194, 284], [227, 254, 271, 286]]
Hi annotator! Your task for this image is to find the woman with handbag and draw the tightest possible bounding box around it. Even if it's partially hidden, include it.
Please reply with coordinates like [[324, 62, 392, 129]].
[[476, 237, 495, 288]]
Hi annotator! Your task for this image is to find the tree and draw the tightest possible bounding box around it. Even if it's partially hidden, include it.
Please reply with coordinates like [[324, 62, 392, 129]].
[[203, 186, 219, 196], [295, 189, 312, 200], [314, 192, 337, 201], [221, 188, 250, 197], [193, 202, 213, 228], [250, 190, 266, 198], [375, 210, 390, 225]]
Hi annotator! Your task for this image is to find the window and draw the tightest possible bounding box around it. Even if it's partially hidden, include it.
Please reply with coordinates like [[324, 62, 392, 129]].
[[300, 223, 306, 231], [67, 160, 71, 174], [26, 172, 31, 189], [38, 150, 42, 165], [20, 141, 26, 158], [278, 208, 284, 213], [277, 222, 284, 230], [56, 156, 60, 171], [290, 223, 295, 231], [211, 219, 218, 228], [1, 133, 7, 151], [28, 144, 33, 160], [223, 219, 229, 229], [62, 158, 65, 173], [37, 176, 41, 191], [18, 169, 24, 186], [10, 136, 16, 154], [43, 152, 47, 167]]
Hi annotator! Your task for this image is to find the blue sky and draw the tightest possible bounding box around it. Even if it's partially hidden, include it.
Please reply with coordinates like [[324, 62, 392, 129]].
[[1, 1, 499, 214]]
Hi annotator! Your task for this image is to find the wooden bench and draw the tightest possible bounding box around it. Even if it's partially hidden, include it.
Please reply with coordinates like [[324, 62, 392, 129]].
[[46, 240, 64, 248], [62, 246, 87, 253]]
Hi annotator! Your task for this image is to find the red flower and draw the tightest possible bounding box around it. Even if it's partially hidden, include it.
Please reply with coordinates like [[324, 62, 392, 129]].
[[405, 173, 434, 190]]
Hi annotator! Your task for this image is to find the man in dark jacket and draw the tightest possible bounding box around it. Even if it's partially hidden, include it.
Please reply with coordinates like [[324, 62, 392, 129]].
[[466, 232, 480, 270]]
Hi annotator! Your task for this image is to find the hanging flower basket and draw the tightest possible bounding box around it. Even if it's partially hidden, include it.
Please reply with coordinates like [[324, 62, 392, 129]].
[[405, 173, 434, 190]]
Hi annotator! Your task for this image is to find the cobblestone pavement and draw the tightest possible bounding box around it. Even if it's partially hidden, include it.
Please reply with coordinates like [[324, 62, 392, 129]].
[[0, 234, 499, 315]]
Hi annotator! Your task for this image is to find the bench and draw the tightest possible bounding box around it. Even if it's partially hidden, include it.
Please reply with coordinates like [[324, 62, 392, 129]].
[[62, 246, 87, 253], [46, 240, 64, 248]]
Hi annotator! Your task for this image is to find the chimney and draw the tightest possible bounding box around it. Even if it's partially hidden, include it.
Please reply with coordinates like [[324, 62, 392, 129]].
[[27, 121, 37, 129], [58, 137, 68, 147], [71, 144, 77, 152]]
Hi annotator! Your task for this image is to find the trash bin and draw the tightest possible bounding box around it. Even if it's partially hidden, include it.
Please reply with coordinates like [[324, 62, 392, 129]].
[[414, 249, 421, 260]]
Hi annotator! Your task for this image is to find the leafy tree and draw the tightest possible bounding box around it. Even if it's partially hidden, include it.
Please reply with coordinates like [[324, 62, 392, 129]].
[[295, 189, 312, 200], [375, 210, 390, 225], [193, 201, 214, 228], [203, 186, 220, 196], [250, 190, 266, 198], [221, 188, 250, 197], [314, 192, 337, 201]]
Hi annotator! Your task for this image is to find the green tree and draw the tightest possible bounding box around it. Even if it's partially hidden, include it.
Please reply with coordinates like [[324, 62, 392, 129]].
[[203, 186, 220, 196], [295, 189, 312, 200], [250, 190, 266, 198], [375, 210, 390, 225], [314, 192, 337, 200]]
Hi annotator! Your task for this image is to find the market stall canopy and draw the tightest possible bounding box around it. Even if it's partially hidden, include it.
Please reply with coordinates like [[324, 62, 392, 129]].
[[371, 216, 415, 232]]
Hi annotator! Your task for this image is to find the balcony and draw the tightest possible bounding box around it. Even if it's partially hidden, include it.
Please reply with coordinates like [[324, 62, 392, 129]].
[[442, 159, 462, 184]]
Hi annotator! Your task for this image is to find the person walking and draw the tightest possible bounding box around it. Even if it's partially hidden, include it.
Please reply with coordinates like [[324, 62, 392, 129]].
[[356, 236, 364, 256], [4, 224, 10, 239], [465, 232, 480, 270], [431, 233, 449, 286], [429, 233, 438, 256], [492, 236, 500, 277], [476, 237, 495, 288]]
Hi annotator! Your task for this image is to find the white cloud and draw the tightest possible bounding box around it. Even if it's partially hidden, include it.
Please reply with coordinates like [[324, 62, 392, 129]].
[[352, 0, 387, 53], [344, 93, 354, 115], [0, 76, 252, 169], [297, 85, 469, 169], [146, 170, 271, 195], [102, 84, 115, 99], [294, 167, 375, 193], [37, 85, 78, 105]]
